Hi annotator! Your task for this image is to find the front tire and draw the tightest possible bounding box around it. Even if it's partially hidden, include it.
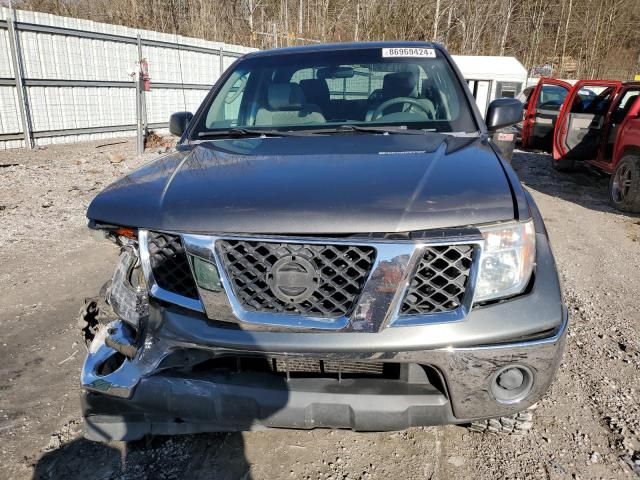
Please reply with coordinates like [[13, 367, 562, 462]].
[[467, 404, 537, 435], [609, 155, 640, 213]]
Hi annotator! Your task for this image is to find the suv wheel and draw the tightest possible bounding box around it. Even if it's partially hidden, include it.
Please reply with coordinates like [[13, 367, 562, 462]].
[[610, 155, 640, 213], [467, 404, 537, 435]]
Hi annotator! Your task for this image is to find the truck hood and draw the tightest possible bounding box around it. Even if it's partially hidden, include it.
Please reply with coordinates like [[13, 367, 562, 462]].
[[87, 134, 515, 234]]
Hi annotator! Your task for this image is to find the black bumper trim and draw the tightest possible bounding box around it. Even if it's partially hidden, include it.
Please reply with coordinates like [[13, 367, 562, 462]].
[[83, 373, 454, 441]]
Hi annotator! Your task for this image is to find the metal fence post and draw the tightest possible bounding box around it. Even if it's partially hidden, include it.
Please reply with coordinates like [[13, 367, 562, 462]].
[[134, 35, 145, 155], [7, 8, 33, 149], [219, 47, 224, 79], [135, 76, 143, 155], [137, 35, 148, 136]]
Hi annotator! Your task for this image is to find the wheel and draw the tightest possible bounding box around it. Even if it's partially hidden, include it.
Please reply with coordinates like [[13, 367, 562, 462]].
[[552, 157, 575, 172], [467, 403, 537, 435], [609, 155, 640, 213]]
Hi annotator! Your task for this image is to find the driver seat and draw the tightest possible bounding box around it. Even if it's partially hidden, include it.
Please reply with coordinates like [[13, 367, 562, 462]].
[[365, 72, 435, 121], [367, 72, 417, 118]]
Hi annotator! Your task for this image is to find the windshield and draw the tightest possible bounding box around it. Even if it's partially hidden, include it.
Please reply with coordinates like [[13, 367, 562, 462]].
[[191, 47, 477, 137]]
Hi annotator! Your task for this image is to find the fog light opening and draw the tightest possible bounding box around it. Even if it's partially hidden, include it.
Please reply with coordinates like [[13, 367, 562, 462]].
[[491, 365, 533, 404], [96, 351, 126, 377]]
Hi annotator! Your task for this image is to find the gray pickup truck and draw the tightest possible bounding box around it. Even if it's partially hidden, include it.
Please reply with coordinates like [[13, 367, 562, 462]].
[[80, 41, 567, 441]]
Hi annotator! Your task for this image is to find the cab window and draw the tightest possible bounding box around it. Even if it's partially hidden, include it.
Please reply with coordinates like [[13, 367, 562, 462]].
[[536, 85, 568, 111]]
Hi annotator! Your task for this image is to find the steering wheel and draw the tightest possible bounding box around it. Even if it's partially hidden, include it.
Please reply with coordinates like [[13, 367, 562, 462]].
[[369, 97, 433, 121]]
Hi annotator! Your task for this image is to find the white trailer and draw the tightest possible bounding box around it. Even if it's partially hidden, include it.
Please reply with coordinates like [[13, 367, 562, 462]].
[[452, 55, 528, 117]]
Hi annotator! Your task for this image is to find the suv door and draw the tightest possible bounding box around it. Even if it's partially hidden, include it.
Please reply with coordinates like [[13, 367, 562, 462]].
[[521, 78, 571, 151], [609, 94, 640, 211], [553, 80, 622, 162], [595, 86, 640, 171]]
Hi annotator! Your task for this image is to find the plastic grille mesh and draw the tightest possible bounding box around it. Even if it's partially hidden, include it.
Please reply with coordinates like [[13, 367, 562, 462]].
[[147, 232, 199, 300], [401, 245, 474, 314], [217, 240, 376, 317], [272, 358, 384, 376]]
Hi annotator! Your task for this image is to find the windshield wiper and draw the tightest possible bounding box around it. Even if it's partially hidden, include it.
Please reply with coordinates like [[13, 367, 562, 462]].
[[197, 128, 310, 138], [291, 125, 437, 136], [333, 125, 432, 135]]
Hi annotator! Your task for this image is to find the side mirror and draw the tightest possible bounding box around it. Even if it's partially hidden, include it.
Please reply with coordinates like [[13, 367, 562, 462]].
[[486, 98, 523, 131], [169, 111, 193, 137]]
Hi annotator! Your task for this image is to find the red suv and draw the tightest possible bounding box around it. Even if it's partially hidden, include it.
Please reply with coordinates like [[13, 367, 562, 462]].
[[522, 78, 640, 212]]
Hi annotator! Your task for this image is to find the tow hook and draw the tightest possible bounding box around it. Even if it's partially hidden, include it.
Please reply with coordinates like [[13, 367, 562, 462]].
[[79, 299, 139, 358], [105, 323, 138, 359]]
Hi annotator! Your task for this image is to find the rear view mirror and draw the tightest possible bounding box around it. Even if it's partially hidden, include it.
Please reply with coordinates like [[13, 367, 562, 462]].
[[317, 66, 354, 79], [486, 98, 523, 131], [169, 111, 194, 137]]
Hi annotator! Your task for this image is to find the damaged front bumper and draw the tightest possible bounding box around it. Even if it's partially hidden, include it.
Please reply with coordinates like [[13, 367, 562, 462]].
[[81, 219, 567, 442], [81, 303, 567, 442]]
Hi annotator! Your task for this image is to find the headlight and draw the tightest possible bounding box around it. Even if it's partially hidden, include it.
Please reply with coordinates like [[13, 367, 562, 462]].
[[89, 223, 138, 246], [474, 220, 535, 303]]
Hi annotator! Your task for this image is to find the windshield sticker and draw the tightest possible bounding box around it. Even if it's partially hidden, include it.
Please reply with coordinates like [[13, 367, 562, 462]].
[[382, 47, 436, 58]]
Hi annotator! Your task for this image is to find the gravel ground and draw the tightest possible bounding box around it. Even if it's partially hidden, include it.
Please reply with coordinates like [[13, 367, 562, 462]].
[[0, 140, 639, 479]]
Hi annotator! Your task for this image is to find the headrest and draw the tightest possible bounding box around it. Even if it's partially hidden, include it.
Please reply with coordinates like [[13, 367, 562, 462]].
[[299, 79, 330, 105], [267, 83, 305, 110], [383, 71, 417, 97]]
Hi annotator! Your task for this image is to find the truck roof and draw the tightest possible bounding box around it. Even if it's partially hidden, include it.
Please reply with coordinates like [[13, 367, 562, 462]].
[[244, 41, 440, 58]]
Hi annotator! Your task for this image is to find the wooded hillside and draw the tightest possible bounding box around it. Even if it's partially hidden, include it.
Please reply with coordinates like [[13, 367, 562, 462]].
[[16, 0, 640, 80]]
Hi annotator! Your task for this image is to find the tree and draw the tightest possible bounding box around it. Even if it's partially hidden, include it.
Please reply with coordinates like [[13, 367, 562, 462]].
[[15, 0, 640, 80]]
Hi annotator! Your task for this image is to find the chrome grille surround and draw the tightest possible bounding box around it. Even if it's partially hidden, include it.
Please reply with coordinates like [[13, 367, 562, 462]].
[[146, 231, 199, 299], [139, 230, 483, 331], [216, 239, 376, 318], [139, 230, 203, 313]]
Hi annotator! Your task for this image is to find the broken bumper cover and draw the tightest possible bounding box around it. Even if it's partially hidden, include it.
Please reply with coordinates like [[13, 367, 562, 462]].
[[81, 307, 567, 441]]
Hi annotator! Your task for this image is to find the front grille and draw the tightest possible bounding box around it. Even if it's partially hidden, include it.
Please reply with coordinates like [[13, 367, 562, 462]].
[[147, 231, 199, 299], [272, 358, 384, 376], [400, 244, 475, 314], [193, 355, 398, 379], [217, 240, 376, 317]]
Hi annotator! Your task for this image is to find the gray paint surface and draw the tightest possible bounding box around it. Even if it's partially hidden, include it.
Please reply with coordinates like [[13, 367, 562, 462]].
[[87, 134, 516, 234]]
